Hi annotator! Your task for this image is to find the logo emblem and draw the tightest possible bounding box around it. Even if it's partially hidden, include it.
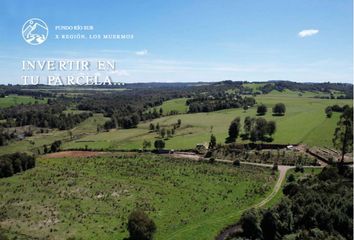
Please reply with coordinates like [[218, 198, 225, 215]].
[[22, 18, 48, 45]]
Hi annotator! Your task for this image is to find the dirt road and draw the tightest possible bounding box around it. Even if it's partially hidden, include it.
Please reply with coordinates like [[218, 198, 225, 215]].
[[168, 152, 323, 240]]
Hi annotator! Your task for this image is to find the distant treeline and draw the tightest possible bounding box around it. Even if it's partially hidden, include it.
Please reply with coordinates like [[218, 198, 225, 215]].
[[0, 103, 92, 130], [0, 152, 35, 178], [257, 81, 353, 98], [0, 86, 54, 98], [187, 94, 256, 113]]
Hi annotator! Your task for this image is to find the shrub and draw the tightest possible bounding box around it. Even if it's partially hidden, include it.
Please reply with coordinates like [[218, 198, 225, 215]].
[[287, 174, 295, 182], [233, 159, 241, 167], [127, 209, 156, 240]]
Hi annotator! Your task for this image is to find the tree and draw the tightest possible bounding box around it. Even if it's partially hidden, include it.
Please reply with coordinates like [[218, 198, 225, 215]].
[[209, 134, 216, 149], [149, 123, 155, 131], [131, 114, 140, 127], [257, 104, 267, 116], [325, 106, 333, 118], [333, 107, 353, 162], [243, 105, 248, 112], [0, 153, 35, 178], [152, 108, 159, 118], [267, 121, 276, 137], [160, 128, 166, 138], [50, 140, 62, 153], [227, 117, 241, 142], [166, 129, 171, 138], [273, 103, 286, 116], [127, 209, 156, 240], [177, 119, 182, 127], [159, 108, 163, 116], [240, 209, 263, 239], [244, 116, 254, 138], [261, 210, 278, 240], [255, 117, 268, 141], [154, 140, 165, 150], [43, 144, 48, 154], [142, 140, 151, 150]]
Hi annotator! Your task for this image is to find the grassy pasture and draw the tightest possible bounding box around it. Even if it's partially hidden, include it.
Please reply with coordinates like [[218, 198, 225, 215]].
[[65, 91, 352, 151], [148, 98, 189, 115], [0, 153, 276, 240], [0, 95, 46, 108], [0, 114, 109, 155]]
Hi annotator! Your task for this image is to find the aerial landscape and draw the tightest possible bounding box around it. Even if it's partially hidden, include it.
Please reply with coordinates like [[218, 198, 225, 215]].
[[0, 0, 353, 240]]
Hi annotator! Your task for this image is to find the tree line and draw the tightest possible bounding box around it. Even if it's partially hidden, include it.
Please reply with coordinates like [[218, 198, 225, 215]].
[[187, 94, 256, 113], [257, 103, 286, 116], [0, 152, 35, 178], [227, 116, 276, 143], [0, 102, 92, 130]]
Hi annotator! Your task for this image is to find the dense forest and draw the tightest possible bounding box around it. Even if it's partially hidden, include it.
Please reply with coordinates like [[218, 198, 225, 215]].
[[0, 103, 92, 130]]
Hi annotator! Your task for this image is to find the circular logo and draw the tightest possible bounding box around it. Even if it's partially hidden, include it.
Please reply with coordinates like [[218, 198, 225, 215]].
[[22, 18, 48, 45]]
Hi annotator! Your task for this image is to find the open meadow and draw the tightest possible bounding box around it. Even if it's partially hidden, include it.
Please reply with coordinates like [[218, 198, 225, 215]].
[[61, 90, 352, 151], [0, 95, 46, 108], [0, 153, 276, 240]]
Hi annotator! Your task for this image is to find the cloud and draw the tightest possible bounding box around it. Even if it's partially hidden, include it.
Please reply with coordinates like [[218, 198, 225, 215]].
[[298, 29, 319, 38], [135, 49, 148, 56]]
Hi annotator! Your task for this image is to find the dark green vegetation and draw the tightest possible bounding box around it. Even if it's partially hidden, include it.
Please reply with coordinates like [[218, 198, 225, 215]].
[[228, 166, 353, 240], [0, 153, 276, 240], [187, 95, 256, 113], [212, 146, 317, 166], [0, 152, 35, 178], [126, 209, 156, 240], [333, 106, 353, 162]]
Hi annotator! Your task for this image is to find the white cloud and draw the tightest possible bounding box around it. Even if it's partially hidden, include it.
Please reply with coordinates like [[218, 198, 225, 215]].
[[298, 29, 319, 38], [135, 49, 148, 56]]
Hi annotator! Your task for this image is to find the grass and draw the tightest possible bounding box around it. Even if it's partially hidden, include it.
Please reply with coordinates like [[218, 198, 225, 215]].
[[0, 153, 276, 240], [1, 90, 352, 153], [64, 91, 352, 151], [242, 83, 268, 91], [0, 95, 47, 108], [148, 98, 189, 115], [0, 114, 109, 155]]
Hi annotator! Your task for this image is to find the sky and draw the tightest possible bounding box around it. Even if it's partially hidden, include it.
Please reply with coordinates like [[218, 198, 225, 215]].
[[0, 0, 352, 84]]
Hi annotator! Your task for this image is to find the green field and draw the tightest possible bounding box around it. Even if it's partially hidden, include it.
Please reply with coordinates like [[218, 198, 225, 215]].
[[0, 95, 47, 108], [63, 91, 352, 150], [0, 153, 276, 240], [0, 90, 351, 154], [149, 98, 189, 115], [0, 114, 109, 155]]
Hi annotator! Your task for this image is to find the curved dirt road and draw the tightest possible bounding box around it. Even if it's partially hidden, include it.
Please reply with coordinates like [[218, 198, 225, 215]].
[[168, 153, 322, 240]]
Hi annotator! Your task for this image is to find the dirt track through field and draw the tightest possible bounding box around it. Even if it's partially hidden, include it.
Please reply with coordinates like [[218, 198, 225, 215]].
[[168, 152, 322, 240]]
